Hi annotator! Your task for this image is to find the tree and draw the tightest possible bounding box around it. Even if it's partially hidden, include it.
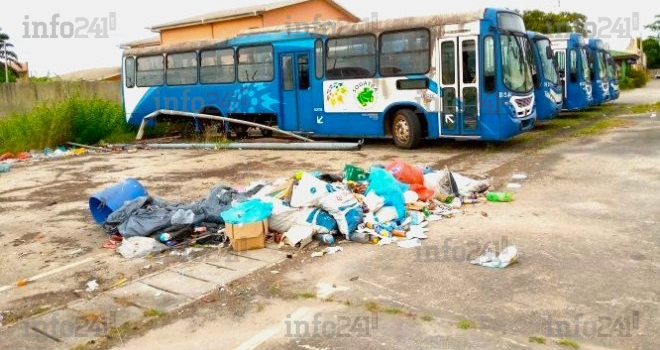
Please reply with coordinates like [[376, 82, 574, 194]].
[[0, 27, 21, 83], [522, 10, 588, 36], [643, 37, 660, 69], [645, 14, 660, 38]]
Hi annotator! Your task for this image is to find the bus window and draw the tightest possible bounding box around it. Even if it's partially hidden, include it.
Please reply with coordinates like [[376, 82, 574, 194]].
[[554, 51, 566, 78], [569, 49, 577, 82], [462, 39, 476, 84], [441, 41, 455, 85], [298, 54, 310, 90], [238, 45, 274, 82], [166, 52, 197, 85], [282, 55, 294, 91], [315, 40, 324, 79], [200, 48, 235, 84], [124, 57, 135, 88], [379, 29, 430, 76], [137, 55, 164, 87], [326, 35, 376, 79], [483, 36, 495, 92]]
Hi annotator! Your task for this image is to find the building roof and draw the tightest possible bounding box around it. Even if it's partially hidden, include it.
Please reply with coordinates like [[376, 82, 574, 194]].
[[58, 67, 121, 81], [609, 50, 639, 60], [7, 61, 28, 74], [150, 0, 360, 32], [120, 36, 161, 49]]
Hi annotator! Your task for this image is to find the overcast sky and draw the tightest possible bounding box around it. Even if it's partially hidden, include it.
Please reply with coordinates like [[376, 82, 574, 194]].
[[1, 0, 658, 76]]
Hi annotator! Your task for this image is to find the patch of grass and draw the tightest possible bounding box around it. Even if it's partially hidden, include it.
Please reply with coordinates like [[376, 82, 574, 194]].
[[297, 291, 316, 300], [383, 307, 403, 315], [363, 301, 380, 312], [142, 309, 166, 318], [457, 317, 475, 330], [529, 335, 546, 344], [628, 101, 660, 114], [556, 338, 580, 349], [0, 96, 133, 153], [420, 315, 434, 322], [255, 303, 265, 312], [572, 118, 629, 137], [32, 305, 51, 315]]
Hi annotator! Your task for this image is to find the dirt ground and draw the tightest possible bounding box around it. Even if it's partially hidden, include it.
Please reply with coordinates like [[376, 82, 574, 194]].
[[0, 100, 658, 349]]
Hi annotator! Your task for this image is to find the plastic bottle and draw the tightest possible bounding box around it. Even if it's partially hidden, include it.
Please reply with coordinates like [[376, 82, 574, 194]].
[[486, 192, 513, 202], [318, 233, 336, 245]]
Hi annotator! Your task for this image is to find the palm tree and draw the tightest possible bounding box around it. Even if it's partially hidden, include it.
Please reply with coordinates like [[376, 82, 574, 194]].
[[0, 28, 21, 83]]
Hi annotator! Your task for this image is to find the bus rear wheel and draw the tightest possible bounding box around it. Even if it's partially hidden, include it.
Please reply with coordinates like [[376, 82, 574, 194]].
[[392, 109, 422, 149]]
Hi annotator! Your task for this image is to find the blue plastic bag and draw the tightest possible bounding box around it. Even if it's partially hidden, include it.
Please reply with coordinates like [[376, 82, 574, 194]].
[[366, 167, 408, 219], [220, 199, 273, 225]]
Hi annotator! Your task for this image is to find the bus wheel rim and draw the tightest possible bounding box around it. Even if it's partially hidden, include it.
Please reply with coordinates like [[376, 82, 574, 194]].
[[394, 118, 410, 143]]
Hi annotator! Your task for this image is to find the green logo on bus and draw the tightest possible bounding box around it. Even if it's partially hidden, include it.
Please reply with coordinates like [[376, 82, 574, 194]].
[[355, 86, 376, 110]]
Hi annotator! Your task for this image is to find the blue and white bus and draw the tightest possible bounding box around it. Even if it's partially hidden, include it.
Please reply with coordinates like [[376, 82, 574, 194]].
[[586, 38, 611, 105], [604, 51, 620, 100], [527, 31, 562, 120], [122, 8, 536, 149], [549, 33, 593, 111]]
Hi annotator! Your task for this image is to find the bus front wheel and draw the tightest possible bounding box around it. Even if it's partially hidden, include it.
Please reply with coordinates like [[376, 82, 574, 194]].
[[392, 109, 421, 149]]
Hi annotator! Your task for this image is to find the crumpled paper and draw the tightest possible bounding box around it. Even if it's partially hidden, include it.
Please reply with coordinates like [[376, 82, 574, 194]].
[[471, 246, 518, 268]]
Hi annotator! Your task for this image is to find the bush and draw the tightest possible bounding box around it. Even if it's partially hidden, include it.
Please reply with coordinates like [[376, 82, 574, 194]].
[[0, 97, 131, 153], [620, 68, 649, 90]]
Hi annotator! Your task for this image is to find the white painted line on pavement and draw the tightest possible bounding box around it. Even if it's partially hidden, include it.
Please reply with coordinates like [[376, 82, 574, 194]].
[[233, 307, 311, 350]]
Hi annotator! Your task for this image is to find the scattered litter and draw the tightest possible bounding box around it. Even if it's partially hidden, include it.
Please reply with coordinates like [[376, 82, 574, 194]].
[[68, 248, 85, 256], [85, 280, 99, 292], [0, 164, 11, 173], [312, 246, 344, 257], [17, 279, 27, 287], [512, 173, 528, 180], [316, 282, 349, 298], [507, 183, 522, 189], [326, 246, 343, 255], [117, 237, 168, 259], [650, 113, 656, 118], [270, 270, 280, 274], [397, 238, 422, 249], [486, 192, 513, 202], [143, 265, 152, 270], [471, 246, 519, 268]]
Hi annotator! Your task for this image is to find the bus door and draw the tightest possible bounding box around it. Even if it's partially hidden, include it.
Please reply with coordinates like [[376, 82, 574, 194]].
[[438, 36, 480, 137], [279, 51, 313, 132]]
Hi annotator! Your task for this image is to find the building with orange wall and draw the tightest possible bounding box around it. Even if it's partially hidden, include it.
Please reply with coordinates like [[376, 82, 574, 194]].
[[130, 0, 359, 48]]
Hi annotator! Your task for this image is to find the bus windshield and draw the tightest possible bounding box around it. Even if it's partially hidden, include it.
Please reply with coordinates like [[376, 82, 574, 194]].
[[606, 55, 616, 79], [501, 34, 534, 93], [580, 48, 591, 82], [597, 51, 608, 80], [535, 39, 559, 84]]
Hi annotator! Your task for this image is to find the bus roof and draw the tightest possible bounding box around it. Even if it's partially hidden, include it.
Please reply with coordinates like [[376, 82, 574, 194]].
[[240, 9, 485, 37]]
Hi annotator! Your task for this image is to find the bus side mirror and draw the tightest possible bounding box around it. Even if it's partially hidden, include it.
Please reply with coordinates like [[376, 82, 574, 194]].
[[546, 46, 553, 60]]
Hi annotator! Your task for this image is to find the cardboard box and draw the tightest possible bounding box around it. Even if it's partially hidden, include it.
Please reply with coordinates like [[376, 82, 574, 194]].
[[226, 219, 268, 251]]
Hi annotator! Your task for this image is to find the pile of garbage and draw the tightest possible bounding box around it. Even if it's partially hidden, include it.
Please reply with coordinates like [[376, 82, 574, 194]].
[[92, 159, 498, 259], [0, 147, 91, 173]]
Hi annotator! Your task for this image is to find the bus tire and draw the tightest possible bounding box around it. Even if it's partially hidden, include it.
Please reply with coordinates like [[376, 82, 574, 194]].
[[392, 109, 422, 149]]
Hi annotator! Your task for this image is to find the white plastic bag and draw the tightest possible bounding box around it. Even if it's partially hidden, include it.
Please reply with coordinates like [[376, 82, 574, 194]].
[[290, 174, 332, 208], [117, 237, 168, 259], [318, 190, 363, 237]]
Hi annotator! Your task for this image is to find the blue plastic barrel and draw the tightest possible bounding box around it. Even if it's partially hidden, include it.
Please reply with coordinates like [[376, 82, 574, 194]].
[[89, 178, 147, 225]]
